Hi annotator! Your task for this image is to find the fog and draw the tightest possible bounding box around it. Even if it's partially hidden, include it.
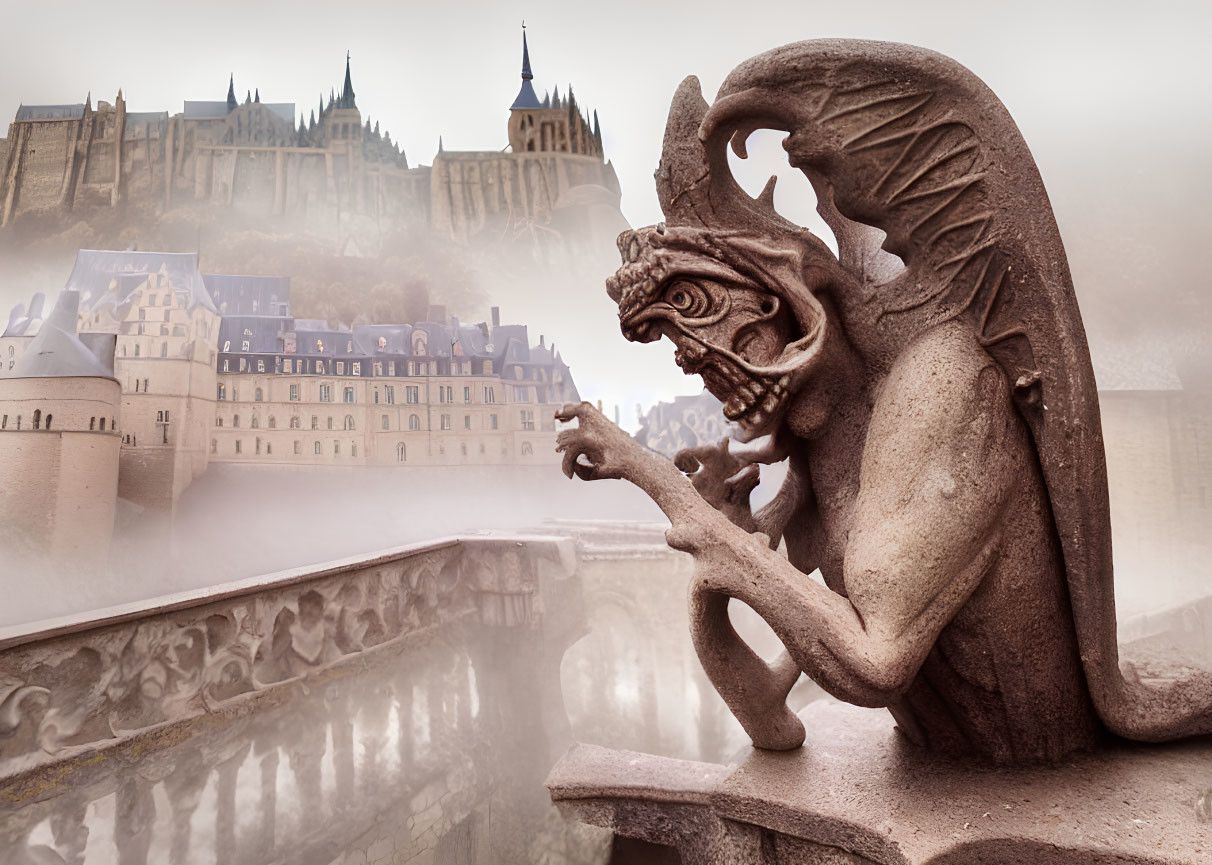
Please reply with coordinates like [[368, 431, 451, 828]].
[[1, 1, 1210, 421]]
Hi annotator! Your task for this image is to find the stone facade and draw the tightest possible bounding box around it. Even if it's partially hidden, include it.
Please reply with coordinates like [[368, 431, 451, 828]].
[[0, 375, 120, 565], [0, 38, 622, 255]]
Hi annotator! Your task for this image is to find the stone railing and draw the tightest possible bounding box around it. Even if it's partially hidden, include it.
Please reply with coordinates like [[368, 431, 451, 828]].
[[0, 533, 578, 786]]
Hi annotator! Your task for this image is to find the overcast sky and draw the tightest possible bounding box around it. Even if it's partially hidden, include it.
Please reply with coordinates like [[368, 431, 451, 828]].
[[1, 0, 1209, 417]]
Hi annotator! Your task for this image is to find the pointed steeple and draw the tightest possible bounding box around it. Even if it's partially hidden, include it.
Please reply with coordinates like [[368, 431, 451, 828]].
[[309, 108, 316, 129], [244, 89, 251, 105], [510, 23, 542, 110], [339, 51, 357, 110], [551, 84, 561, 110], [542, 90, 551, 109], [593, 109, 601, 145], [438, 135, 444, 153], [84, 91, 92, 113], [227, 74, 237, 113], [254, 88, 260, 103], [521, 28, 534, 81]]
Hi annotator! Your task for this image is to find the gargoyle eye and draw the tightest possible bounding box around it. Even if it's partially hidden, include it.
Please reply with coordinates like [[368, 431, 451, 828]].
[[664, 281, 711, 317]]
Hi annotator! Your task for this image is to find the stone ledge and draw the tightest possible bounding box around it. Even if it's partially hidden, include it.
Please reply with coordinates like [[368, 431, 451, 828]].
[[549, 701, 1212, 864]]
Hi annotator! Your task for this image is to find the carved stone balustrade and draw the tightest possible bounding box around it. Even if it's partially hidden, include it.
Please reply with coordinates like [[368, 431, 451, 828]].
[[0, 534, 576, 785]]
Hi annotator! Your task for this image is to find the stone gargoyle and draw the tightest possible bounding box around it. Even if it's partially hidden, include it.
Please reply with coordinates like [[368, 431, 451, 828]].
[[555, 38, 1212, 765]]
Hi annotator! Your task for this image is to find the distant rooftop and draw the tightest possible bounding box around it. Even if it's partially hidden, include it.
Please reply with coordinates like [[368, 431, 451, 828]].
[[15, 104, 85, 121]]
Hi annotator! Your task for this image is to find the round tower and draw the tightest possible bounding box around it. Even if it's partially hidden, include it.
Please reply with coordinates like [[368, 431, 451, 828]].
[[0, 291, 120, 567]]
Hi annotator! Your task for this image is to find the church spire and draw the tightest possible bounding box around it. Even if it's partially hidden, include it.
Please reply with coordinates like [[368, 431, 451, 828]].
[[521, 27, 533, 81], [510, 23, 541, 110], [226, 74, 237, 113], [339, 51, 357, 110]]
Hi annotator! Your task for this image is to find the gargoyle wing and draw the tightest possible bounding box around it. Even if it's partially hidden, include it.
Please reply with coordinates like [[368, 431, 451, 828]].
[[693, 38, 1211, 741]]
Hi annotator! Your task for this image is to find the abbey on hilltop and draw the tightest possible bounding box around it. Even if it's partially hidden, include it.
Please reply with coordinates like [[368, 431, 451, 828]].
[[0, 31, 623, 251]]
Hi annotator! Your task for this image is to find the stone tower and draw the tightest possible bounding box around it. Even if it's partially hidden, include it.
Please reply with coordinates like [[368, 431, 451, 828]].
[[0, 291, 120, 566]]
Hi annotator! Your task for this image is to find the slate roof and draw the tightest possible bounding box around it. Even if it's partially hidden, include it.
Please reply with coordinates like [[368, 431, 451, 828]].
[[9, 291, 115, 380], [15, 104, 85, 121], [204, 273, 291, 316], [67, 249, 217, 315]]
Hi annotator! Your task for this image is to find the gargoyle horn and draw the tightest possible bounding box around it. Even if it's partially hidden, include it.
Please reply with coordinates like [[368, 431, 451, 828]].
[[656, 76, 796, 237]]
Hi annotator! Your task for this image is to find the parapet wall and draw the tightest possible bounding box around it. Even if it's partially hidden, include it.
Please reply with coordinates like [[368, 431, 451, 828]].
[[0, 533, 579, 785]]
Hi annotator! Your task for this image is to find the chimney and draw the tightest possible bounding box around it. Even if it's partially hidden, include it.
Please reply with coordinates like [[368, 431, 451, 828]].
[[539, 334, 545, 349], [491, 306, 501, 327]]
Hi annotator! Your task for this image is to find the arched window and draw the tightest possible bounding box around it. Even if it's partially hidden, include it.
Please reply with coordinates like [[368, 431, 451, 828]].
[[32, 410, 40, 430], [521, 441, 534, 456], [45, 414, 51, 429], [268, 416, 276, 429], [396, 442, 406, 462], [408, 414, 420, 431], [344, 415, 355, 430], [217, 383, 226, 401], [255, 387, 263, 402], [251, 415, 259, 429], [290, 416, 300, 429], [314, 441, 321, 455]]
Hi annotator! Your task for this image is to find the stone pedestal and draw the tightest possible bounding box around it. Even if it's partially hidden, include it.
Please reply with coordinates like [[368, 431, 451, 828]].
[[548, 701, 1212, 864]]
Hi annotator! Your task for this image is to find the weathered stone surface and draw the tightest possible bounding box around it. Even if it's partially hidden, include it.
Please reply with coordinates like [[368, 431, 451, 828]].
[[551, 700, 1212, 864], [555, 37, 1212, 765]]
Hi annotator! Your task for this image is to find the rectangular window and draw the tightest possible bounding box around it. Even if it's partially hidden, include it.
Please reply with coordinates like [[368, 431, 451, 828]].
[[217, 384, 226, 401], [446, 386, 453, 403], [311, 416, 318, 430], [352, 362, 361, 375], [484, 386, 496, 403], [382, 414, 389, 430], [389, 361, 396, 376], [374, 362, 383, 376], [314, 441, 321, 454], [327, 417, 334, 430], [374, 390, 380, 404], [242, 340, 250, 352], [441, 414, 451, 430], [283, 359, 293, 374], [385, 386, 394, 404], [156, 410, 165, 422], [521, 409, 535, 431], [344, 387, 355, 403], [335, 441, 340, 455], [316, 359, 325, 374], [464, 386, 471, 403], [337, 362, 345, 375], [319, 384, 331, 402], [290, 384, 299, 401], [222, 359, 230, 372], [464, 415, 471, 429], [294, 440, 301, 454], [439, 387, 445, 404], [257, 359, 265, 372], [406, 386, 418, 404], [235, 440, 242, 454], [490, 414, 498, 430]]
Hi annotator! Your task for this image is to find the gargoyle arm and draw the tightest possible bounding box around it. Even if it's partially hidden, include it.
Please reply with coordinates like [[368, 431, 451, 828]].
[[683, 330, 1021, 710]]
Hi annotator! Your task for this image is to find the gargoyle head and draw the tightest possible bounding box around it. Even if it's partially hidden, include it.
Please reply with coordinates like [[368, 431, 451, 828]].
[[606, 76, 847, 438]]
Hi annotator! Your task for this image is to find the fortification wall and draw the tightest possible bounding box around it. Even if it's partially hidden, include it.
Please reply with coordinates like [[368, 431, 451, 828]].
[[0, 376, 121, 563], [6, 120, 76, 217]]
